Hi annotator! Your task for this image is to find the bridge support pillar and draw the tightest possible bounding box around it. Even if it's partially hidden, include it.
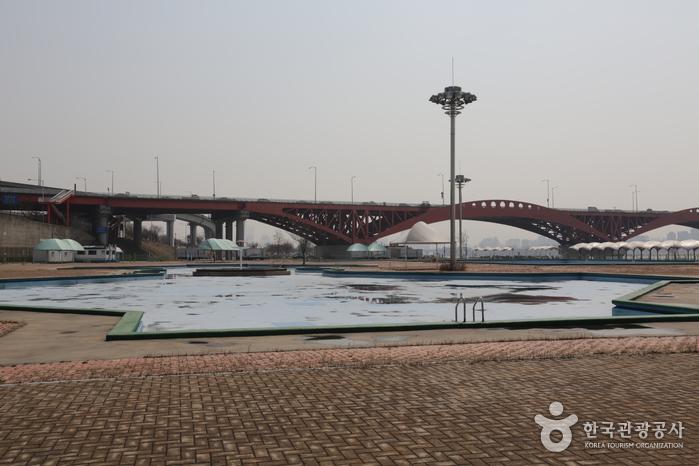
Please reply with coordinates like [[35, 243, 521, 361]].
[[166, 219, 175, 247], [235, 210, 249, 246], [214, 221, 223, 239], [236, 218, 245, 246], [188, 223, 198, 246], [133, 219, 143, 249], [225, 220, 233, 241], [95, 206, 111, 246]]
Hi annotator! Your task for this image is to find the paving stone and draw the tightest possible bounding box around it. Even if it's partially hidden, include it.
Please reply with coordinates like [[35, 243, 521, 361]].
[[1, 352, 697, 464]]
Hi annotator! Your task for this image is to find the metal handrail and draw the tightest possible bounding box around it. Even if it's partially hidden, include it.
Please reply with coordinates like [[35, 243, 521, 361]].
[[455, 294, 467, 322], [473, 297, 485, 322], [455, 295, 485, 322]]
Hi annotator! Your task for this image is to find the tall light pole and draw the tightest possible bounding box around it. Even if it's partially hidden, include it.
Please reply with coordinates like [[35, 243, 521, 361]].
[[630, 184, 638, 212], [107, 170, 114, 195], [430, 85, 477, 270], [212, 170, 216, 198], [155, 156, 160, 198], [351, 176, 356, 204], [456, 175, 471, 259], [28, 178, 44, 198], [542, 179, 550, 208], [32, 157, 41, 187], [438, 173, 445, 205], [309, 166, 317, 202], [76, 177, 86, 192], [551, 186, 558, 209]]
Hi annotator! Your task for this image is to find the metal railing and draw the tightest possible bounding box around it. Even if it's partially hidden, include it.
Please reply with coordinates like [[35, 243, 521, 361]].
[[454, 294, 486, 322]]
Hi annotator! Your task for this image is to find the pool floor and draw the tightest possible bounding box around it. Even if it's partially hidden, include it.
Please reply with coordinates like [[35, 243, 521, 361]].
[[0, 269, 650, 331]]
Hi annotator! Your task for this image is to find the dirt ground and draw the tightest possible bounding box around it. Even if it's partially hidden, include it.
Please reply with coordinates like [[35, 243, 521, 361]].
[[2, 259, 699, 280]]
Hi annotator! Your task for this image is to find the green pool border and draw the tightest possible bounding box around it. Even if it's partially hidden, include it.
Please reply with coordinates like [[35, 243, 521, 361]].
[[2, 269, 699, 341], [611, 279, 699, 315]]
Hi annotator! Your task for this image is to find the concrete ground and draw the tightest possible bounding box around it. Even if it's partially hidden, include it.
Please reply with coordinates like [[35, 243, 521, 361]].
[[1, 262, 699, 464]]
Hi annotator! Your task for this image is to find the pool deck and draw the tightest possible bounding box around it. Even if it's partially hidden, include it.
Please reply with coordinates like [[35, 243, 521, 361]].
[[2, 264, 699, 464]]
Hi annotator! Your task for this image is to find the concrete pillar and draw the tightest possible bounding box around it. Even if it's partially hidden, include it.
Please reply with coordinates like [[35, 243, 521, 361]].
[[225, 220, 233, 241], [166, 220, 175, 247], [236, 218, 245, 246], [214, 221, 223, 239], [133, 219, 143, 249], [189, 223, 197, 246], [95, 206, 111, 246]]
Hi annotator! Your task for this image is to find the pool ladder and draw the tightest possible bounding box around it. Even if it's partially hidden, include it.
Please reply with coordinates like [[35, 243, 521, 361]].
[[455, 294, 486, 322]]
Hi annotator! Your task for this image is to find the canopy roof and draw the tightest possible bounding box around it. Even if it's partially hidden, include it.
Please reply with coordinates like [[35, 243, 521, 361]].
[[569, 240, 699, 252], [34, 238, 84, 251], [197, 238, 244, 251], [367, 243, 388, 252], [347, 243, 370, 252], [392, 222, 450, 245]]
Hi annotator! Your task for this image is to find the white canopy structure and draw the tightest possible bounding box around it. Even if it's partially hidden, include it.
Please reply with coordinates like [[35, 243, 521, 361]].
[[391, 221, 450, 245], [197, 238, 242, 251], [390, 222, 450, 267], [568, 239, 699, 260]]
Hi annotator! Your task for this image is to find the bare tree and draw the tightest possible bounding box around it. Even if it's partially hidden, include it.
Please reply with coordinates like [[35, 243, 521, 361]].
[[290, 233, 312, 265], [272, 231, 286, 256]]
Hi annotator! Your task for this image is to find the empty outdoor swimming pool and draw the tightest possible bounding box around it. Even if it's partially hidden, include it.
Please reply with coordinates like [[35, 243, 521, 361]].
[[0, 269, 651, 331]]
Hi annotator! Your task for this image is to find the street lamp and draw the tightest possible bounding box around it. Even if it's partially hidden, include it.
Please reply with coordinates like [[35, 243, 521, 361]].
[[28, 178, 44, 198], [430, 85, 477, 270], [309, 166, 317, 202], [630, 184, 639, 212], [107, 170, 114, 195], [155, 156, 160, 198], [76, 177, 86, 192], [455, 175, 471, 259], [212, 170, 216, 198], [351, 176, 356, 204], [438, 173, 445, 205], [32, 157, 41, 187], [551, 186, 558, 209], [542, 179, 550, 208]]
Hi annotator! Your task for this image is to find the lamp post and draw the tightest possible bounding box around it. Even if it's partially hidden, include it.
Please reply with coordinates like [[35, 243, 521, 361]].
[[76, 177, 86, 192], [212, 170, 216, 198], [28, 179, 44, 199], [32, 157, 41, 187], [351, 176, 356, 204], [107, 170, 114, 195], [155, 156, 160, 198], [630, 184, 638, 212], [309, 166, 317, 202], [542, 179, 550, 208], [438, 173, 445, 205], [551, 186, 558, 209], [455, 175, 471, 259], [430, 85, 477, 270]]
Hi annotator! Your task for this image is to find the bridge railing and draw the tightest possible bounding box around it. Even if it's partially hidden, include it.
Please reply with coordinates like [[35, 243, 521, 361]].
[[74, 191, 432, 208]]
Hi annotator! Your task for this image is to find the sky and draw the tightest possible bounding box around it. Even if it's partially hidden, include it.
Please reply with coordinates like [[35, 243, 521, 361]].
[[1, 1, 698, 245]]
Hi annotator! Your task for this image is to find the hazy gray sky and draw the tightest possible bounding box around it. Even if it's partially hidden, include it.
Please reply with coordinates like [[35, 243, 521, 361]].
[[2, 1, 698, 243]]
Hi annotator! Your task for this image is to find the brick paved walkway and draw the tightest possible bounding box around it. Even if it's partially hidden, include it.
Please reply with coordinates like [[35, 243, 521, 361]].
[[1, 338, 698, 464]]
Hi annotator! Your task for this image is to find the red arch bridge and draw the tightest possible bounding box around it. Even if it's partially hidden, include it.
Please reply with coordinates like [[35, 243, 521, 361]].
[[3, 182, 699, 248]]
